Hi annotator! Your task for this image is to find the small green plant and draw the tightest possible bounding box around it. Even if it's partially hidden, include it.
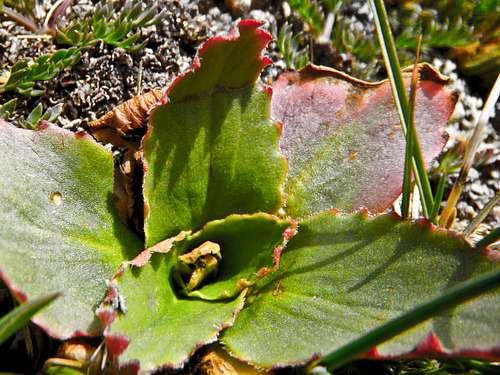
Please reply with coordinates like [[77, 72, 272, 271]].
[[0, 0, 164, 50], [23, 103, 64, 129], [55, 0, 166, 51], [393, 6, 474, 51], [0, 48, 81, 96], [276, 22, 310, 70], [0, 98, 17, 119], [286, 0, 384, 78], [0, 0, 166, 98], [0, 99, 63, 128], [288, 0, 324, 36]]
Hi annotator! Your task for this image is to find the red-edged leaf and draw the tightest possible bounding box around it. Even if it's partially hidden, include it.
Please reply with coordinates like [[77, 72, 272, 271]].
[[221, 211, 500, 367], [101, 213, 291, 372], [0, 120, 142, 338], [142, 21, 285, 246], [271, 63, 457, 217]]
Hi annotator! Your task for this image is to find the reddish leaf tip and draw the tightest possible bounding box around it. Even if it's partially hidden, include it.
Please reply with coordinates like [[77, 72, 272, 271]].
[[359, 208, 370, 218], [272, 246, 284, 270], [275, 120, 283, 134], [105, 333, 130, 357], [414, 332, 444, 354], [261, 55, 273, 67], [284, 225, 297, 240], [0, 268, 27, 303], [482, 248, 500, 262], [364, 347, 381, 358], [38, 120, 49, 130], [74, 130, 92, 140], [263, 85, 273, 98], [96, 307, 117, 328], [415, 218, 435, 231], [237, 18, 265, 29]]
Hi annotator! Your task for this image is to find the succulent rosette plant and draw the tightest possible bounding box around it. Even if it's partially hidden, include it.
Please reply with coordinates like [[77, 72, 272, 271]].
[[0, 21, 498, 373]]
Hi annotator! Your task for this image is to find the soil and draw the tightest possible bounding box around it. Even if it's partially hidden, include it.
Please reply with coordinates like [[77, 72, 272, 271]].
[[0, 0, 498, 373]]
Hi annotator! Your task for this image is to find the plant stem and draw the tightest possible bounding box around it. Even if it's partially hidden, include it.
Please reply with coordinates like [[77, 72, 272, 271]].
[[314, 269, 500, 370], [430, 172, 447, 223], [439, 74, 500, 228], [369, 0, 433, 218], [464, 191, 500, 237], [0, 6, 39, 33], [318, 12, 335, 43], [43, 0, 73, 30]]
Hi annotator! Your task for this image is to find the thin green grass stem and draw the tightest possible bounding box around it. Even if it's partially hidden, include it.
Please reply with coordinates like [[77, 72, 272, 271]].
[[413, 170, 428, 218], [401, 36, 422, 219], [369, 0, 434, 218], [314, 269, 500, 370], [430, 173, 446, 223], [370, 0, 407, 116]]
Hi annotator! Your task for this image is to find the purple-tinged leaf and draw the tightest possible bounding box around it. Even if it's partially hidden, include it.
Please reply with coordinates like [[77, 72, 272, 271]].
[[272, 63, 458, 217]]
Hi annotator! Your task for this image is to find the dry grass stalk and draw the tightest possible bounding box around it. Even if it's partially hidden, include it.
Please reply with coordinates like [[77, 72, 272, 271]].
[[439, 74, 500, 228]]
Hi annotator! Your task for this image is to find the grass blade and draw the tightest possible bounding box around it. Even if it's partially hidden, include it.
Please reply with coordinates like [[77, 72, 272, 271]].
[[476, 227, 500, 249], [369, 0, 434, 218], [430, 172, 447, 223], [0, 292, 60, 345], [401, 36, 422, 219], [314, 269, 500, 370], [439, 73, 500, 228]]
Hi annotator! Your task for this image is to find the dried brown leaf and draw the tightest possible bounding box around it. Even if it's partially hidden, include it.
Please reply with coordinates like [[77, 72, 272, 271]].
[[89, 89, 163, 233]]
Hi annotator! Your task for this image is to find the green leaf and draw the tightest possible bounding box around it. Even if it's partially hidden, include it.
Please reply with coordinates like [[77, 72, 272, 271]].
[[41, 103, 64, 123], [142, 21, 285, 246], [0, 99, 17, 119], [271, 64, 457, 218], [0, 121, 142, 338], [221, 211, 499, 367], [24, 102, 43, 129], [0, 292, 59, 345], [105, 213, 291, 371], [317, 268, 500, 370], [0, 49, 81, 97], [177, 213, 292, 300]]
